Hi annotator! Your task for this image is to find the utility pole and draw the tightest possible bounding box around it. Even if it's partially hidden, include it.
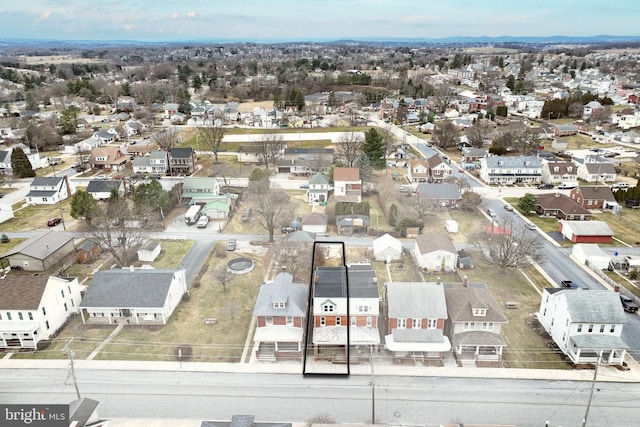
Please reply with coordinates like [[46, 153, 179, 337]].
[[582, 349, 603, 427], [62, 338, 81, 399], [370, 345, 375, 424]]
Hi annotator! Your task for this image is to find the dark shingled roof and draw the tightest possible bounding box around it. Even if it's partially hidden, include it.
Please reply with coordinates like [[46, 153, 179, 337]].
[[0, 275, 48, 310], [314, 264, 378, 299]]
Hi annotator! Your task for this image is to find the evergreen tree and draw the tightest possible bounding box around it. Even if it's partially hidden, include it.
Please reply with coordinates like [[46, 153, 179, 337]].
[[518, 193, 537, 215], [388, 204, 398, 227], [363, 127, 386, 170], [10, 147, 35, 178], [354, 152, 373, 182], [70, 190, 98, 222]]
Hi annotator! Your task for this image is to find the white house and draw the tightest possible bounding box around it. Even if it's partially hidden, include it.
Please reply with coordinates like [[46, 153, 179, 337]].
[[137, 240, 162, 262], [372, 233, 403, 263], [0, 275, 81, 349], [307, 172, 330, 205], [26, 176, 71, 205], [479, 156, 543, 185], [571, 244, 611, 270], [79, 268, 188, 325], [537, 288, 628, 365], [414, 231, 458, 272], [301, 212, 328, 234], [132, 150, 168, 175], [0, 202, 15, 223]]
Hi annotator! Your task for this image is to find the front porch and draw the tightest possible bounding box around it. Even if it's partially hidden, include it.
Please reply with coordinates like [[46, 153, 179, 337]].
[[568, 334, 629, 365], [80, 308, 168, 325]]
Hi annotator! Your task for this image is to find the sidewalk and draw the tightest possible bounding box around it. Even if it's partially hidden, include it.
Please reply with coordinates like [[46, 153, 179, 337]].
[[2, 357, 640, 383]]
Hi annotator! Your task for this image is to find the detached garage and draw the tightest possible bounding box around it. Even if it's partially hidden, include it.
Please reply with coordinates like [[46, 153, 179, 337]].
[[572, 244, 611, 270], [559, 220, 614, 243], [373, 233, 403, 263]]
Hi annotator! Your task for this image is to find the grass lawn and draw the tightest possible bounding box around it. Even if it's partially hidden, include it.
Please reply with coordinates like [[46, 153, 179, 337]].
[[150, 240, 196, 269], [593, 209, 640, 246]]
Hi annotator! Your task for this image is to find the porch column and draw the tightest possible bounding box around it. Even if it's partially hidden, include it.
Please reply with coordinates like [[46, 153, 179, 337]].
[[80, 310, 85, 324], [498, 346, 503, 356]]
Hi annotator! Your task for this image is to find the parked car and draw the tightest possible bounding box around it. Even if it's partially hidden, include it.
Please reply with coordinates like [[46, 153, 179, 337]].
[[94, 174, 108, 180], [620, 295, 639, 313], [560, 280, 579, 289], [226, 239, 236, 251], [487, 208, 496, 217], [196, 214, 209, 228], [558, 182, 578, 189], [47, 217, 62, 227], [526, 222, 536, 230], [504, 204, 514, 211], [538, 183, 554, 189]]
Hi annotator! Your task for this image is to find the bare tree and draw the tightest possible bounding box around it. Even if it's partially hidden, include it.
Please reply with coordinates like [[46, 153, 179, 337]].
[[131, 82, 157, 106], [460, 191, 483, 212], [432, 83, 457, 113], [279, 242, 313, 283], [433, 122, 459, 149], [75, 149, 91, 171], [213, 264, 235, 292], [254, 133, 285, 172], [153, 127, 180, 152], [465, 122, 492, 148], [89, 195, 149, 267], [378, 125, 397, 174], [306, 153, 332, 175], [210, 162, 233, 190], [197, 122, 225, 162], [590, 105, 612, 126], [102, 83, 122, 111], [248, 178, 294, 242], [335, 131, 363, 167], [479, 215, 545, 272]]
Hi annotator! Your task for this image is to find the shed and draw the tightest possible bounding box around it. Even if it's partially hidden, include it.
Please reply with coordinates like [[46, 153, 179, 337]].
[[445, 220, 459, 233], [373, 233, 403, 263], [75, 240, 101, 264], [559, 220, 614, 243], [137, 240, 161, 262], [572, 244, 611, 270]]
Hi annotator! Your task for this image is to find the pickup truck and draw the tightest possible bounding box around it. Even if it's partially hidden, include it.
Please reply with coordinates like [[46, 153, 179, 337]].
[[620, 295, 639, 313], [560, 280, 579, 289]]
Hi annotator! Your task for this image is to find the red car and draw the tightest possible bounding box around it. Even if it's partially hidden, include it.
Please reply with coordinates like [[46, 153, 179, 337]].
[[47, 217, 62, 227]]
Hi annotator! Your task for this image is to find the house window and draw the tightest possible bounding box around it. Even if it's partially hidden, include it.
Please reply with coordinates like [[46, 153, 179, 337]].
[[336, 317, 341, 326], [71, 300, 74, 307], [351, 317, 357, 326], [322, 302, 335, 313], [397, 318, 407, 329], [366, 317, 372, 327], [18, 312, 23, 320], [6, 313, 11, 321], [588, 324, 594, 333], [577, 324, 582, 332], [286, 317, 293, 326], [273, 302, 286, 309], [265, 317, 273, 326], [45, 321, 50, 330], [64, 303, 68, 312], [588, 200, 593, 206], [427, 319, 437, 329], [320, 316, 326, 327], [481, 322, 494, 331], [412, 318, 422, 329], [463, 322, 475, 330], [42, 307, 46, 315], [473, 308, 487, 316], [610, 325, 616, 333], [600, 324, 605, 333], [357, 305, 370, 313], [42, 197, 48, 202]]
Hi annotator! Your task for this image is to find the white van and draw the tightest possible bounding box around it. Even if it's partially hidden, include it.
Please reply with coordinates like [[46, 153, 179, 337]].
[[558, 182, 578, 189]]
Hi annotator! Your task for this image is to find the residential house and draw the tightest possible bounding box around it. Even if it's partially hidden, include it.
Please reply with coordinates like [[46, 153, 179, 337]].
[[457, 249, 473, 269], [426, 154, 452, 182], [414, 231, 458, 272], [79, 268, 188, 325], [276, 158, 309, 175], [536, 193, 593, 220], [576, 161, 616, 183], [444, 282, 508, 364], [126, 139, 158, 157], [569, 186, 619, 212], [311, 264, 380, 362], [537, 288, 628, 365], [479, 155, 543, 185], [252, 272, 308, 362], [137, 240, 162, 262], [163, 103, 179, 119], [89, 146, 130, 171], [75, 240, 101, 264], [333, 167, 362, 202], [70, 134, 104, 154], [415, 183, 462, 208], [384, 282, 451, 361], [95, 129, 117, 144], [559, 220, 614, 244], [168, 147, 197, 176], [541, 161, 578, 185], [461, 148, 487, 168], [572, 243, 611, 270], [372, 233, 403, 263], [0, 231, 75, 272], [132, 150, 168, 175], [553, 124, 577, 137], [406, 159, 430, 183], [181, 177, 235, 219], [583, 100, 603, 119], [26, 176, 71, 205], [0, 275, 81, 349], [86, 179, 125, 201], [307, 172, 330, 206], [301, 212, 328, 234]]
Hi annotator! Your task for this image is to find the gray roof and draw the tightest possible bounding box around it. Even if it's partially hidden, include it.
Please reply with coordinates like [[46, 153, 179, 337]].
[[0, 231, 74, 260], [386, 282, 448, 318], [392, 328, 447, 344], [484, 155, 542, 169], [565, 290, 627, 324], [314, 264, 378, 299], [132, 156, 151, 167], [31, 176, 64, 186], [69, 397, 101, 426], [86, 179, 122, 193], [80, 269, 181, 308], [416, 183, 461, 200], [301, 212, 327, 226], [169, 147, 193, 158], [444, 283, 508, 323], [561, 220, 614, 236], [26, 190, 57, 198], [415, 231, 456, 255], [253, 272, 308, 317], [284, 230, 316, 243], [308, 172, 330, 185]]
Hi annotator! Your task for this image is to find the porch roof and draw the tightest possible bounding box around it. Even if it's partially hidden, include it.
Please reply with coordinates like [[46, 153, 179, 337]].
[[384, 333, 451, 352], [312, 326, 380, 345], [0, 321, 39, 333], [253, 325, 303, 342], [570, 334, 629, 350], [452, 331, 506, 347]]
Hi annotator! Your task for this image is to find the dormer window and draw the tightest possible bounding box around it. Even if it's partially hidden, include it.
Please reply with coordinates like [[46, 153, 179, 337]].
[[322, 300, 336, 313], [272, 301, 286, 309], [357, 305, 370, 313], [473, 308, 487, 316]]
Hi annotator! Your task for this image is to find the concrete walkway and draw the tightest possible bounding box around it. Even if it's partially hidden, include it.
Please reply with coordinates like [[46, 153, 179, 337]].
[[86, 323, 124, 360]]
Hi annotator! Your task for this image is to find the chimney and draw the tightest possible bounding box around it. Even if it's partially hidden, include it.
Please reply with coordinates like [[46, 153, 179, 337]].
[[463, 276, 468, 288]]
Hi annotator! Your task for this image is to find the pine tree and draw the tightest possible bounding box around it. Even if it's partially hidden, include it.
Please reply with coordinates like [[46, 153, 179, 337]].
[[10, 147, 35, 178], [363, 128, 386, 170]]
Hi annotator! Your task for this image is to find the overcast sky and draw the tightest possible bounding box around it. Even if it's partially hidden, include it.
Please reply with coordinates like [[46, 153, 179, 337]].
[[1, 0, 638, 41]]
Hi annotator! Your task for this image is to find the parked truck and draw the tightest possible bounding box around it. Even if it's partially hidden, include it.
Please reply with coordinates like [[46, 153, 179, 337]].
[[184, 205, 202, 225]]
